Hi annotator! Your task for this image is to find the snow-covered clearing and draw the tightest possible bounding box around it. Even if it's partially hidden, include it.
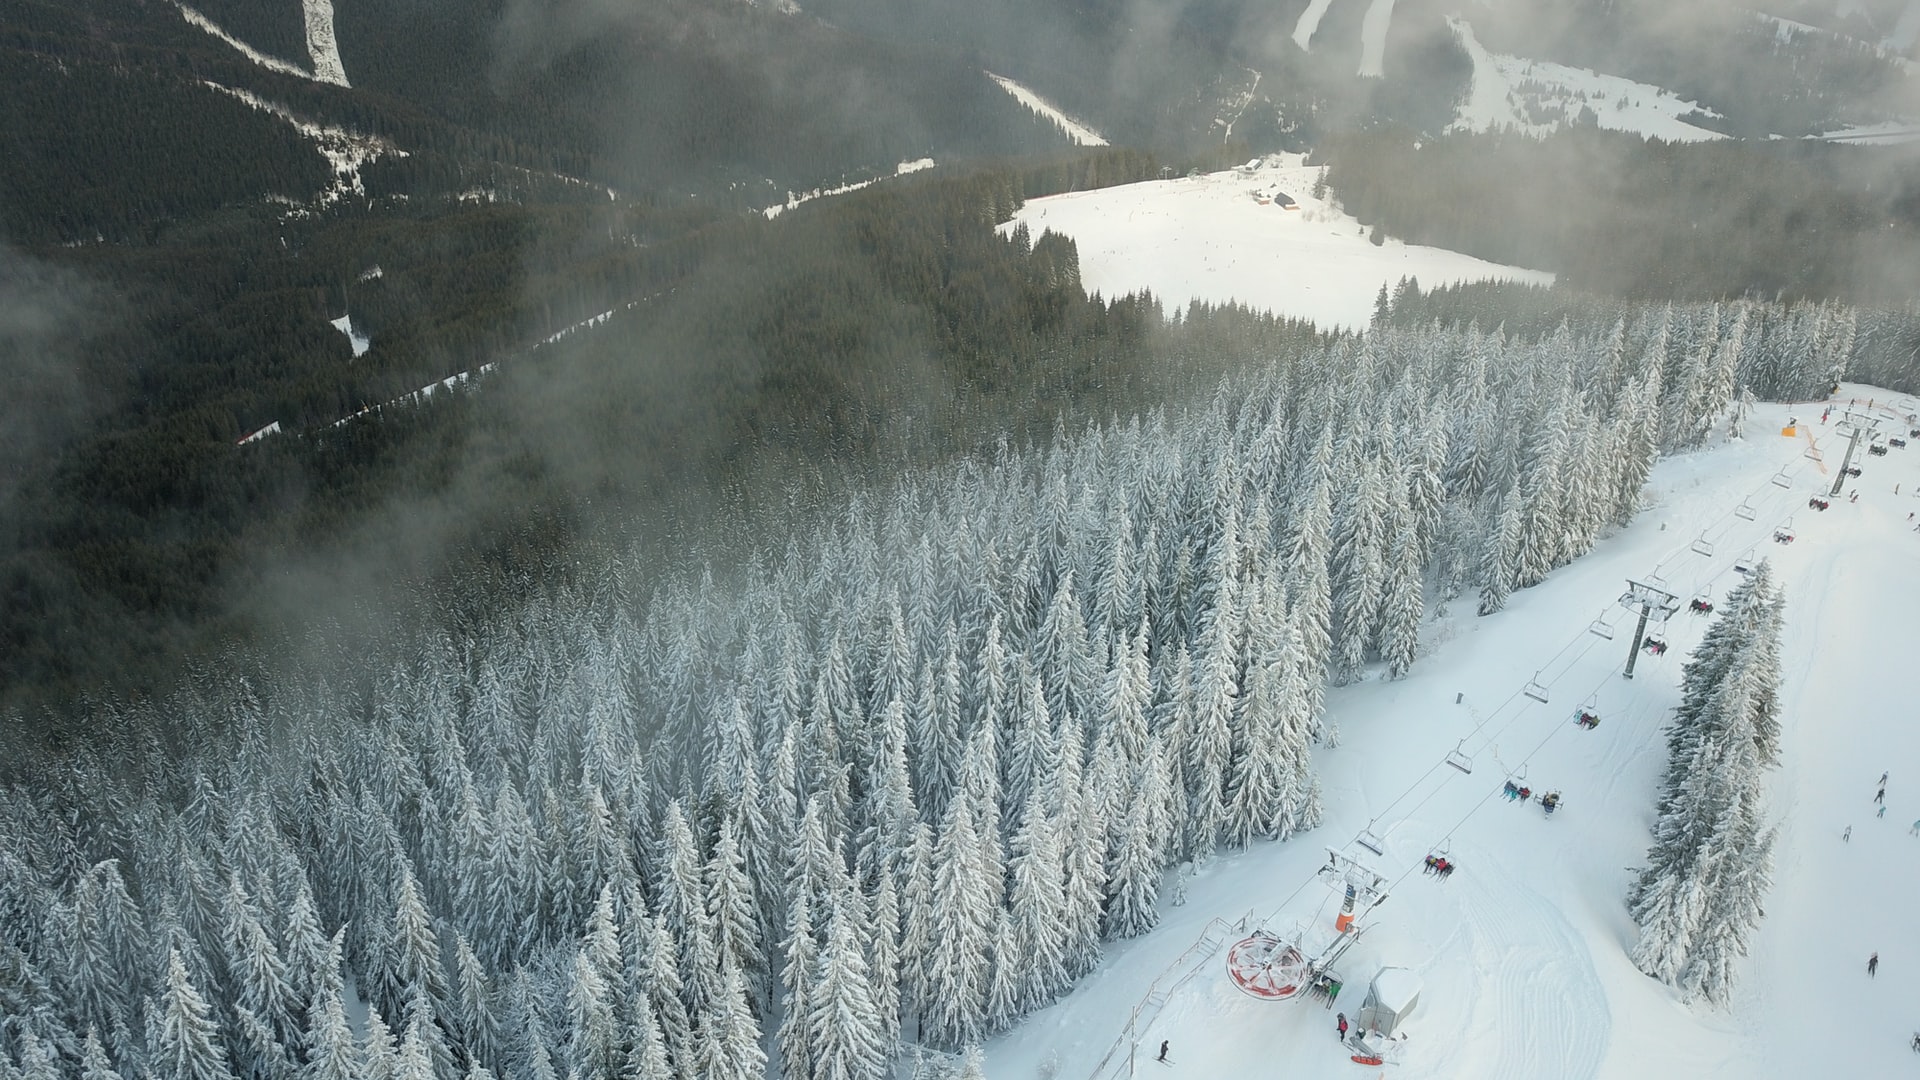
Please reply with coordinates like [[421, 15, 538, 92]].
[[302, 0, 350, 87], [202, 82, 403, 204], [760, 158, 936, 219], [998, 154, 1552, 332], [329, 314, 369, 357], [985, 73, 1109, 147], [1292, 0, 1338, 50], [1356, 0, 1398, 77], [1449, 18, 1728, 143], [989, 389, 1920, 1079]]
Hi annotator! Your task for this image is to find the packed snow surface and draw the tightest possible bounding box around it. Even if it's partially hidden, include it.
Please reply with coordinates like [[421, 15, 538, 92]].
[[236, 421, 281, 445], [1449, 18, 1727, 143], [988, 389, 1920, 1079], [328, 314, 369, 357], [999, 154, 1553, 332], [985, 72, 1109, 146]]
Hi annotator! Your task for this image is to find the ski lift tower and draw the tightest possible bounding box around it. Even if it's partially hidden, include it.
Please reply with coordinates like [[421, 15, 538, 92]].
[[1619, 579, 1680, 679], [1829, 411, 1882, 497], [1226, 847, 1391, 1003]]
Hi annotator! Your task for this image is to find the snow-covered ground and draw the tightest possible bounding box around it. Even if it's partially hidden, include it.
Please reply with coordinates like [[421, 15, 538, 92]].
[[761, 158, 937, 219], [301, 0, 350, 87], [1292, 0, 1337, 50], [203, 82, 404, 203], [989, 390, 1920, 1079], [998, 154, 1553, 332], [985, 73, 1108, 147], [329, 314, 370, 357], [1449, 18, 1728, 143], [1356, 0, 1398, 77], [172, 0, 347, 87], [172, 2, 312, 82]]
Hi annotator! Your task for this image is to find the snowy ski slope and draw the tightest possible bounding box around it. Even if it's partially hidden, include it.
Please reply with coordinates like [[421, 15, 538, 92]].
[[988, 390, 1920, 1079], [998, 154, 1553, 332], [985, 73, 1109, 147], [1448, 18, 1727, 143]]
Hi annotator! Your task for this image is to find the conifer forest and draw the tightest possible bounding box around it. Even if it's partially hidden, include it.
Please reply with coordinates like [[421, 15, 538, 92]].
[[2, 294, 1908, 1078]]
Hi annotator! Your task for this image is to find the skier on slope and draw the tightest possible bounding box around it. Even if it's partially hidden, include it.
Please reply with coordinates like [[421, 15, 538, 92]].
[[1869, 952, 1879, 976], [1877, 787, 1887, 804], [1337, 1014, 1349, 1041], [1910, 819, 1919, 835], [1844, 825, 1853, 841], [1157, 1040, 1169, 1063]]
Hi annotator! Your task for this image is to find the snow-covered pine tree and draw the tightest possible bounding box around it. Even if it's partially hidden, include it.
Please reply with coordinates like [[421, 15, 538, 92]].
[[154, 948, 236, 1080]]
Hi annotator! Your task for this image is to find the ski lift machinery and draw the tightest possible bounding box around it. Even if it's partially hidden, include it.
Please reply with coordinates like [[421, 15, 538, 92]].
[[1225, 848, 1392, 1001]]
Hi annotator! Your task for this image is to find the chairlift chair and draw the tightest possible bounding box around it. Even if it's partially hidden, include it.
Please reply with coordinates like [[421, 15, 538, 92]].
[[1844, 465, 1863, 478], [1809, 496, 1831, 511], [1573, 699, 1601, 729], [1690, 533, 1715, 557], [1773, 520, 1795, 544], [1522, 671, 1550, 703], [1641, 633, 1669, 656], [1734, 500, 1757, 521], [1770, 468, 1793, 488], [1891, 437, 1908, 449], [1689, 588, 1713, 615], [1805, 446, 1824, 462], [1444, 740, 1474, 775], [1588, 609, 1615, 640], [1354, 822, 1387, 857], [1869, 442, 1889, 456]]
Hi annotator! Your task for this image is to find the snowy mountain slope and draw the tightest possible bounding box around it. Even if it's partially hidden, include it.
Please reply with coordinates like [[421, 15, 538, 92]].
[[761, 157, 937, 218], [985, 73, 1109, 146], [998, 154, 1553, 332], [172, 1, 314, 82], [988, 390, 1920, 1079], [1449, 18, 1728, 142]]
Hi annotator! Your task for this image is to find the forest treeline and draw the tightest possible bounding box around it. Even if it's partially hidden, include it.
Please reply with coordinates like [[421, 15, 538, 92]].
[[0, 298, 1841, 1079], [1320, 128, 1920, 305]]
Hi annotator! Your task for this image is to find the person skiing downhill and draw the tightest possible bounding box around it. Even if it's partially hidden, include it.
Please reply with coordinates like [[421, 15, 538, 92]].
[[1157, 1040, 1169, 1063], [1844, 825, 1853, 841], [1881, 772, 1890, 786], [1877, 787, 1887, 804], [1910, 819, 1919, 835], [1869, 952, 1879, 976], [1337, 1014, 1349, 1041]]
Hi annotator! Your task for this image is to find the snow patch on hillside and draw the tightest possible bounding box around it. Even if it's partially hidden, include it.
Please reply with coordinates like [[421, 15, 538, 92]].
[[329, 314, 370, 357], [203, 82, 405, 203], [302, 0, 350, 87], [999, 154, 1552, 332], [985, 72, 1109, 146], [760, 158, 937, 219], [1357, 0, 1398, 76], [1449, 17, 1728, 143], [1292, 0, 1337, 49], [173, 2, 313, 81], [987, 387, 1920, 1080]]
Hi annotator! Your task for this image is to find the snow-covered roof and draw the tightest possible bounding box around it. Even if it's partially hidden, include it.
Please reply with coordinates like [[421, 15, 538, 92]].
[[1370, 967, 1421, 1013]]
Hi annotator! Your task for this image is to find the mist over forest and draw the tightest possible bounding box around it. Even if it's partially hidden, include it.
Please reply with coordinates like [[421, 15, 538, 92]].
[[2, 0, 1920, 1075]]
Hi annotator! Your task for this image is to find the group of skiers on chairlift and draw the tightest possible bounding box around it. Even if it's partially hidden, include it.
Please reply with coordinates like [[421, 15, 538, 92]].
[[1642, 636, 1669, 655], [1810, 496, 1832, 511], [1422, 854, 1456, 878], [1774, 528, 1794, 544], [1575, 709, 1601, 729], [1689, 597, 1714, 615], [1502, 780, 1561, 813]]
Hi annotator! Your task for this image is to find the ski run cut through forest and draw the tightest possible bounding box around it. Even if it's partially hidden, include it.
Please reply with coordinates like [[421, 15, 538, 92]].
[[6, 163, 1920, 1080]]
